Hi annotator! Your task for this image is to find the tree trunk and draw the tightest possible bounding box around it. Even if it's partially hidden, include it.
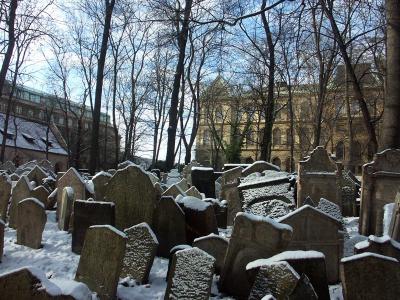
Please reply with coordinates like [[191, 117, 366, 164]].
[[89, 0, 115, 174], [165, 0, 193, 170], [380, 0, 400, 150]]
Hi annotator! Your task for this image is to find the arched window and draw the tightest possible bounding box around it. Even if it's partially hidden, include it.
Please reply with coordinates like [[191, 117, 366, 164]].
[[272, 157, 281, 168], [273, 128, 281, 146], [336, 141, 344, 161]]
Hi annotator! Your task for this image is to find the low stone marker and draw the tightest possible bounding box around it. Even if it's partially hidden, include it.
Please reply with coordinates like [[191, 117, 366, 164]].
[[162, 183, 186, 199], [193, 234, 228, 274], [8, 175, 32, 228], [341, 252, 400, 299], [0, 173, 11, 221], [122, 222, 158, 283], [220, 212, 293, 298], [58, 187, 75, 231], [27, 165, 48, 186], [152, 196, 186, 258], [47, 188, 57, 210], [75, 225, 127, 300], [165, 247, 215, 300], [72, 200, 115, 254], [17, 198, 46, 249]]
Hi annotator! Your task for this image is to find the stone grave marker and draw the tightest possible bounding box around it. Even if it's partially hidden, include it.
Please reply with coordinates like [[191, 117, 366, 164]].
[[8, 175, 32, 229], [242, 161, 280, 177], [355, 235, 400, 261], [162, 183, 186, 199], [47, 188, 57, 209], [191, 167, 215, 198], [92, 171, 112, 201], [185, 186, 202, 199], [0, 219, 4, 261], [31, 185, 50, 207], [0, 173, 11, 221], [193, 233, 228, 274], [58, 187, 75, 231]]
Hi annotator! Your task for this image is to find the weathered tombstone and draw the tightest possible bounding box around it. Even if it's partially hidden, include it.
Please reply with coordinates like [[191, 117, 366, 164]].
[[278, 205, 344, 283], [47, 188, 57, 209], [289, 274, 318, 300], [220, 212, 293, 298], [341, 171, 359, 216], [92, 171, 112, 201], [204, 198, 227, 229], [75, 225, 126, 300], [166, 244, 192, 282], [0, 219, 4, 261], [8, 175, 32, 228], [162, 183, 186, 199], [191, 167, 215, 198], [182, 161, 201, 186], [27, 165, 48, 186], [72, 200, 115, 254], [17, 198, 46, 249], [153, 196, 186, 257], [176, 196, 218, 243], [359, 149, 400, 236], [0, 267, 77, 300], [2, 160, 15, 173], [220, 167, 243, 225], [247, 250, 330, 300], [185, 186, 202, 199], [58, 187, 75, 231], [354, 235, 400, 261], [118, 160, 134, 169], [248, 261, 300, 300], [122, 222, 158, 283], [175, 178, 188, 192], [38, 159, 55, 173], [104, 165, 157, 230], [165, 247, 215, 300], [242, 161, 280, 177], [56, 168, 87, 220], [341, 253, 400, 300], [317, 198, 343, 223], [297, 146, 341, 209], [31, 185, 50, 207], [0, 173, 11, 221], [193, 234, 228, 274], [388, 191, 400, 241]]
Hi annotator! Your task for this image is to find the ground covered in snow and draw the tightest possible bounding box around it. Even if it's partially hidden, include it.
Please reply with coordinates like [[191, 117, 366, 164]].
[[0, 211, 361, 299]]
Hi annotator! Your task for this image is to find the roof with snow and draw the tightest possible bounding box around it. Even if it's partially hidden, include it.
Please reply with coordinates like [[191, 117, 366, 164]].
[[0, 113, 67, 156]]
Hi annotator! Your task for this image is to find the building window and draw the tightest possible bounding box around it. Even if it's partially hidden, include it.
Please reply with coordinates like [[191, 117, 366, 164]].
[[59, 117, 64, 125], [27, 110, 33, 117], [84, 122, 89, 129], [273, 128, 281, 146], [15, 106, 22, 114]]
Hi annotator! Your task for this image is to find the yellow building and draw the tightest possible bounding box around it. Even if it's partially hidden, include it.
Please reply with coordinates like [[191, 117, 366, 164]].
[[196, 72, 383, 174]]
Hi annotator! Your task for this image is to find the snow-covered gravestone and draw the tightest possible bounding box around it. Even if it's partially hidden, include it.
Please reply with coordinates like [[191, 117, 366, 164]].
[[242, 161, 280, 177], [72, 200, 115, 254], [248, 261, 300, 300], [1, 160, 15, 173], [8, 175, 32, 229], [185, 186, 202, 199], [92, 171, 112, 201], [355, 235, 400, 261], [165, 247, 215, 300], [153, 196, 186, 258], [278, 205, 344, 284], [220, 212, 293, 298], [0, 219, 4, 262], [56, 167, 87, 220], [31, 185, 50, 208], [104, 165, 157, 230], [220, 166, 243, 225], [58, 187, 75, 231], [341, 253, 400, 300], [27, 165, 47, 186], [193, 234, 228, 275], [247, 251, 330, 300], [0, 173, 11, 221], [297, 146, 341, 209], [162, 183, 186, 199], [176, 196, 218, 243], [359, 149, 400, 236], [122, 222, 158, 283], [191, 167, 215, 198], [17, 198, 46, 249], [75, 225, 126, 300]]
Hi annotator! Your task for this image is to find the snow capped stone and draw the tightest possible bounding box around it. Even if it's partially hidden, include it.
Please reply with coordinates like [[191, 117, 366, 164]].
[[341, 252, 399, 263], [89, 225, 127, 239], [237, 212, 293, 232]]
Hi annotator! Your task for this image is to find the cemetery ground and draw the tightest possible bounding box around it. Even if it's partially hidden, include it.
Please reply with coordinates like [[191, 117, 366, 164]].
[[1, 147, 400, 299]]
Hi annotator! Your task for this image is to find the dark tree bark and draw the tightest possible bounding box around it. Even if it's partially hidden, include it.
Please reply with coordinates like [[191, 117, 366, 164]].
[[165, 0, 193, 170], [380, 0, 400, 150], [89, 0, 116, 174]]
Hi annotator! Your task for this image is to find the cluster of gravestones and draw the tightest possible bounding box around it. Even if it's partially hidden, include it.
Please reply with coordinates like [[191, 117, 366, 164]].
[[1, 147, 400, 299]]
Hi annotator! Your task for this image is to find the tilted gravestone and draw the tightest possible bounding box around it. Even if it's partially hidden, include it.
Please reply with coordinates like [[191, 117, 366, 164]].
[[341, 253, 400, 300], [0, 173, 11, 221], [58, 187, 75, 231], [27, 165, 48, 186], [220, 212, 293, 298], [297, 146, 341, 209], [152, 196, 186, 258], [191, 167, 215, 198], [8, 175, 32, 229], [122, 222, 158, 283], [104, 165, 157, 230], [165, 247, 215, 300], [92, 171, 112, 201], [162, 183, 186, 199], [75, 225, 126, 300], [31, 185, 50, 207], [17, 198, 46, 249], [0, 219, 4, 262], [72, 200, 115, 254], [278, 205, 344, 284], [176, 196, 218, 243], [47, 188, 57, 210], [185, 186, 202, 199], [0, 267, 76, 300], [56, 168, 87, 220], [355, 235, 400, 261], [193, 234, 228, 275], [359, 149, 400, 236]]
